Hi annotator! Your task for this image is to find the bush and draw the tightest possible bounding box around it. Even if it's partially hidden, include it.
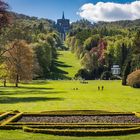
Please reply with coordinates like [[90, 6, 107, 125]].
[[23, 126, 140, 136], [1, 112, 23, 126], [101, 71, 112, 80], [75, 69, 90, 80], [0, 111, 12, 121], [127, 70, 140, 88]]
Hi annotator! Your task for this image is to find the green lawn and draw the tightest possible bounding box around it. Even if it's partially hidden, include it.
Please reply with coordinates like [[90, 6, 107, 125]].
[[51, 51, 81, 79], [0, 51, 140, 140], [1, 80, 140, 112], [1, 130, 140, 140], [0, 80, 140, 140]]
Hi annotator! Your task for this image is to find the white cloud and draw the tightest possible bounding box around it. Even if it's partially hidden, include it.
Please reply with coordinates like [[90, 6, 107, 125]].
[[77, 1, 140, 22]]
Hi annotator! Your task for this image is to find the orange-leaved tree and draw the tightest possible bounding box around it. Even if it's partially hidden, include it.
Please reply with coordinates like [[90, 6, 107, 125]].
[[5, 40, 33, 87]]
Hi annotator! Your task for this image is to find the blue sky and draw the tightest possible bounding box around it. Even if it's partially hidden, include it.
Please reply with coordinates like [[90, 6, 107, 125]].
[[6, 0, 137, 22]]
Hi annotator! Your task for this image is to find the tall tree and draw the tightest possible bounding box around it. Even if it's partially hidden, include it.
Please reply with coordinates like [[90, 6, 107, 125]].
[[5, 40, 33, 87]]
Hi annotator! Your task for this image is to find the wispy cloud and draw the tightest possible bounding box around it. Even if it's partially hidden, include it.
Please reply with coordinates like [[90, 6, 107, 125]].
[[77, 1, 140, 22]]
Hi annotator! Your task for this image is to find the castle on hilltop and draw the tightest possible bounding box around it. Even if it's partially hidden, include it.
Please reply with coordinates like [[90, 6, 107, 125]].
[[57, 12, 70, 40]]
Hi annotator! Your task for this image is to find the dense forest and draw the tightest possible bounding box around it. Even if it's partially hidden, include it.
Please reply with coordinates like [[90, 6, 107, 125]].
[[0, 0, 140, 88]]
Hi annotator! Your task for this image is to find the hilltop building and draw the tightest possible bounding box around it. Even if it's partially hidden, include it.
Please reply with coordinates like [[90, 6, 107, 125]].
[[57, 12, 70, 40]]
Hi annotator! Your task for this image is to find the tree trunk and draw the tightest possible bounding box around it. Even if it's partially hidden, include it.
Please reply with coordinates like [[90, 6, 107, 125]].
[[3, 78, 6, 87], [15, 74, 19, 87]]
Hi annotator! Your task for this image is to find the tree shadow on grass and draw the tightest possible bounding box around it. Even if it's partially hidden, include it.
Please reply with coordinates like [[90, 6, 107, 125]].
[[22, 81, 50, 85], [54, 60, 72, 68], [0, 90, 67, 95], [50, 63, 72, 80], [18, 87, 53, 90], [49, 52, 73, 80], [0, 96, 64, 104]]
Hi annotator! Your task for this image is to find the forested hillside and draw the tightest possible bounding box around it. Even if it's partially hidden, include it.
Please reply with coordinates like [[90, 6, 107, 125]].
[[66, 19, 140, 86], [0, 11, 62, 86]]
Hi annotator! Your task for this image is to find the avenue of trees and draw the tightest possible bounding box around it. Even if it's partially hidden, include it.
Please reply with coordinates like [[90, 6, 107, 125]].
[[1, 1, 140, 88]]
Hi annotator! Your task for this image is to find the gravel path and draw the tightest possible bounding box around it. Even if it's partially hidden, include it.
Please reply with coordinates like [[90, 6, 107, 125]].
[[18, 115, 140, 124]]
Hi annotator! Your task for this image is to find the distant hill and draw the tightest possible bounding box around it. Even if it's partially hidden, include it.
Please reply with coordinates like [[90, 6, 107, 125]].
[[9, 12, 56, 31], [97, 19, 140, 28], [71, 19, 140, 30]]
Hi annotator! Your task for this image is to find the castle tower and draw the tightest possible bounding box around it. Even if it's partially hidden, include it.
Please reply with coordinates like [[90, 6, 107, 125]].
[[57, 12, 70, 41], [62, 11, 65, 19]]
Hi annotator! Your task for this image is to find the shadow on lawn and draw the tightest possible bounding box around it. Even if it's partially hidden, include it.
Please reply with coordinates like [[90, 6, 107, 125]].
[[48, 52, 73, 80], [50, 61, 72, 80], [22, 80, 50, 85], [54, 60, 72, 68], [0, 90, 67, 95], [0, 96, 64, 104], [18, 87, 53, 90]]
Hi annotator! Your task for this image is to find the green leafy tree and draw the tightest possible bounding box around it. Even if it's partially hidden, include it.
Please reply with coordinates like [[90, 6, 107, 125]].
[[83, 35, 100, 51]]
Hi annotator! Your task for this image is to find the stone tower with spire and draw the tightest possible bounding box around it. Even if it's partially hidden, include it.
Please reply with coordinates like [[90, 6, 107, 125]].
[[57, 12, 70, 40]]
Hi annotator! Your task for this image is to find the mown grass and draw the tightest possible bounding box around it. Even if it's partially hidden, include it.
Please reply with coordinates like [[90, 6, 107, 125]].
[[0, 80, 140, 112], [0, 51, 140, 139], [1, 129, 140, 140], [51, 51, 81, 79], [0, 80, 140, 140]]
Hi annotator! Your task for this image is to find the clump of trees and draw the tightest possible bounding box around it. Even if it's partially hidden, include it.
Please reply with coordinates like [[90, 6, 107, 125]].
[[66, 19, 140, 83]]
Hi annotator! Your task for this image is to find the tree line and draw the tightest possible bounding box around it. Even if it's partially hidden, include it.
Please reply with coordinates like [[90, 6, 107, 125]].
[[66, 19, 140, 87], [0, 0, 62, 87]]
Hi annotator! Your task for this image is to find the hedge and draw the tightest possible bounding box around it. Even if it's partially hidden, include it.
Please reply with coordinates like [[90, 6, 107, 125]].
[[1, 112, 23, 126], [0, 111, 12, 122], [21, 124, 138, 129], [134, 112, 140, 118], [0, 110, 140, 136], [2, 124, 138, 131], [23, 111, 134, 116], [23, 126, 140, 136], [0, 125, 22, 130]]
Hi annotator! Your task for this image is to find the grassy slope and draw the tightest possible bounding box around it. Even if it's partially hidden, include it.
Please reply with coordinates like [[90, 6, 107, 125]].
[[51, 51, 81, 79], [58, 51, 81, 78]]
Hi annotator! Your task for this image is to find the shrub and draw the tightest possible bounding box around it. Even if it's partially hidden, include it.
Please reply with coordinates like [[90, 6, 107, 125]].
[[0, 111, 12, 121], [1, 112, 23, 126], [101, 71, 112, 80], [23, 126, 140, 136], [75, 69, 90, 80], [127, 70, 140, 88]]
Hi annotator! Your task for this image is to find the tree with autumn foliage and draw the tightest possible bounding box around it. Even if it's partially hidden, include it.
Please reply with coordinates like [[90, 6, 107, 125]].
[[5, 40, 33, 87]]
